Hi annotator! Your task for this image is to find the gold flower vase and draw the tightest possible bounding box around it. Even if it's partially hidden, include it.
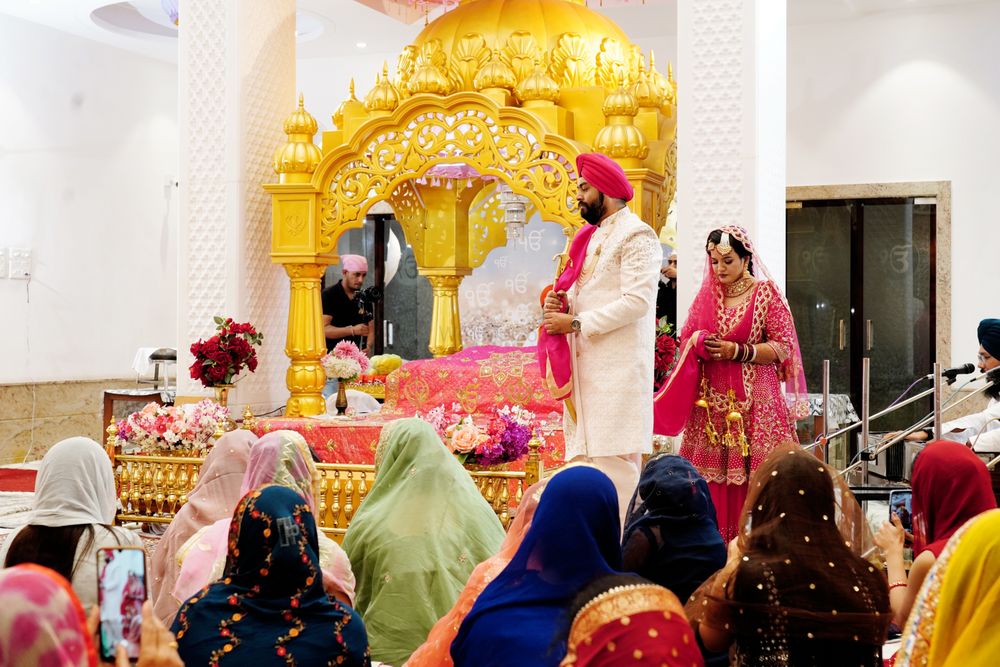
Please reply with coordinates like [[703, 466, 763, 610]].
[[213, 384, 237, 431]]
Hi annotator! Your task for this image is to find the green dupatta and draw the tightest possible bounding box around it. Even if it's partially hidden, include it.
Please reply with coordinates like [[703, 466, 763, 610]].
[[342, 418, 505, 666]]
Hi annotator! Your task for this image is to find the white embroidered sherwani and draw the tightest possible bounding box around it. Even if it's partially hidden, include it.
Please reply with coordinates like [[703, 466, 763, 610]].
[[564, 207, 662, 459]]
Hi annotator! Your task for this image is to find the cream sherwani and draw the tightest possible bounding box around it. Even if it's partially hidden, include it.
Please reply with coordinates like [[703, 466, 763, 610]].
[[563, 207, 661, 520]]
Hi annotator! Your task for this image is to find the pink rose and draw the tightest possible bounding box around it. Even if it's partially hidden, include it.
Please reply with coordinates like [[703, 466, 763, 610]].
[[447, 422, 482, 454]]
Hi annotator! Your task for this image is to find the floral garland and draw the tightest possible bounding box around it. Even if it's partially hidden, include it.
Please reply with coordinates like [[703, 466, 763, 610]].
[[654, 316, 678, 391], [116, 400, 228, 452]]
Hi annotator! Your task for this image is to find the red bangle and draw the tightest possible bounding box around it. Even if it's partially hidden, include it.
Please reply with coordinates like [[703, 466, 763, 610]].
[[888, 581, 908, 592]]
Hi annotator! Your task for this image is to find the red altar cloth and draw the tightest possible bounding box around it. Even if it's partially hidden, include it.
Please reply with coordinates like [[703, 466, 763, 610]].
[[252, 415, 566, 468], [383, 345, 564, 418]]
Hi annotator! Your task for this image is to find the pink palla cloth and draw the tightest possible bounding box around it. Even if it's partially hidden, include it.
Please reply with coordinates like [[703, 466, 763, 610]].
[[0, 564, 98, 667], [404, 478, 548, 667], [150, 430, 255, 626], [172, 430, 356, 607], [537, 224, 599, 408]]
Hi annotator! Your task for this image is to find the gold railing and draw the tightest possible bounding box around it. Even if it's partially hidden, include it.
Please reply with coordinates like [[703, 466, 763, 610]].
[[106, 414, 542, 541]]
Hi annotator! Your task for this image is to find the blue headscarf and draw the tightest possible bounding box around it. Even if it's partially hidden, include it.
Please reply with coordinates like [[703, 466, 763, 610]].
[[621, 454, 727, 604], [450, 466, 622, 667], [172, 485, 370, 666], [978, 318, 1000, 359]]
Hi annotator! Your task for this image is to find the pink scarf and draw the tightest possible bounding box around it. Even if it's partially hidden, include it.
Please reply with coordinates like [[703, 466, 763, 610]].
[[537, 224, 598, 412]]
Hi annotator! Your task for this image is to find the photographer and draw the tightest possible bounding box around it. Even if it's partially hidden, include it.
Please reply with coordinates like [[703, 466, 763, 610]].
[[322, 255, 373, 354]]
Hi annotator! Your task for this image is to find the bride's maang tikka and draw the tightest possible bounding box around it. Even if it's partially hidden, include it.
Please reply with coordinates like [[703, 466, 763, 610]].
[[707, 232, 733, 255]]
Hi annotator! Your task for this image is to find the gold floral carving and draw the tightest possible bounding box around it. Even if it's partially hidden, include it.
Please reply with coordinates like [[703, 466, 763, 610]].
[[501, 31, 543, 85], [596, 38, 630, 90], [450, 33, 490, 91], [550, 33, 594, 89]]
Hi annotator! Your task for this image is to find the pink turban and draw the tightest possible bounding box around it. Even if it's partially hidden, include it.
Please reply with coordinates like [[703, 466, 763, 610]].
[[341, 255, 368, 272], [576, 152, 634, 202]]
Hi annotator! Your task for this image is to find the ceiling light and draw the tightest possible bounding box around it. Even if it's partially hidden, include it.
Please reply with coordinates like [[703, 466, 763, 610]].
[[356, 41, 367, 49]]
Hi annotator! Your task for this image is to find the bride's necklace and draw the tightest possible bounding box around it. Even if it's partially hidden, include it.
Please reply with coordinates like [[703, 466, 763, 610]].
[[724, 274, 755, 298]]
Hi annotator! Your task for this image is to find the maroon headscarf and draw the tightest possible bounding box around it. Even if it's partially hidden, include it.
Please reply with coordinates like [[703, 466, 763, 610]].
[[911, 440, 996, 557]]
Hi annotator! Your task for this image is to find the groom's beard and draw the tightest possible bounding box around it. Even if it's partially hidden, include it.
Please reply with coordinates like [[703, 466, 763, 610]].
[[579, 193, 605, 225]]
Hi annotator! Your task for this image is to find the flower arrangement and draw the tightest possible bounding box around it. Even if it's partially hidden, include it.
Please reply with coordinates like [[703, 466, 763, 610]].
[[321, 340, 370, 381], [115, 400, 228, 452], [189, 317, 263, 388], [654, 317, 678, 391], [418, 403, 539, 466]]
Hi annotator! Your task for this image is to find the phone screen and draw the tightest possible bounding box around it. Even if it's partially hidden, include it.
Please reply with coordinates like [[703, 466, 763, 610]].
[[97, 547, 146, 662], [889, 489, 913, 533]]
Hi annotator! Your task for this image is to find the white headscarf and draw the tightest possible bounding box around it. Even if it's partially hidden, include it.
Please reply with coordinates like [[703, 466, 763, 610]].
[[31, 437, 116, 526]]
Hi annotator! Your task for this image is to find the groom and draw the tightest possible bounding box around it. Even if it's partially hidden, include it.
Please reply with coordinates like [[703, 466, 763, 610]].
[[540, 152, 661, 524]]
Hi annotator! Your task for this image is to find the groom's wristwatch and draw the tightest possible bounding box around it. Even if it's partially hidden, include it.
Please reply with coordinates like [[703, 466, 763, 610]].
[[571, 317, 582, 333]]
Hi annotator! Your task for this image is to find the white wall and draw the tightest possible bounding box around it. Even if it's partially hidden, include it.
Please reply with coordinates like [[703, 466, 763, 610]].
[[0, 13, 178, 383], [788, 0, 1000, 366]]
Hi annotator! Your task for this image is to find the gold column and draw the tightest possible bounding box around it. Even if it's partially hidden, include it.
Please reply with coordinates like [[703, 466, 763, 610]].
[[284, 263, 328, 416], [423, 272, 469, 357]]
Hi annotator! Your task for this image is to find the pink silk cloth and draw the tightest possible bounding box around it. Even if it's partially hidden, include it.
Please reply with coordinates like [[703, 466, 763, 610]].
[[403, 478, 548, 667], [0, 564, 98, 667], [172, 430, 356, 607], [536, 224, 599, 409], [150, 430, 254, 626], [384, 345, 565, 418]]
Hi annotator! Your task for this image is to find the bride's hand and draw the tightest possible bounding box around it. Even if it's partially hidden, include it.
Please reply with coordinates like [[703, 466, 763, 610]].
[[704, 336, 734, 361]]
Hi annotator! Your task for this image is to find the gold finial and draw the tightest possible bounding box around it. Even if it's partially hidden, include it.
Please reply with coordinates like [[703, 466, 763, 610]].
[[668, 61, 674, 82], [349, 78, 356, 98], [242, 405, 257, 431], [333, 79, 364, 129], [274, 95, 322, 181], [364, 64, 401, 113], [473, 50, 517, 92]]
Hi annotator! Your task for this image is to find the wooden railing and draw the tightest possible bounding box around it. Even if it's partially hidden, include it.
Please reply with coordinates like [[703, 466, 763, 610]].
[[107, 415, 542, 541]]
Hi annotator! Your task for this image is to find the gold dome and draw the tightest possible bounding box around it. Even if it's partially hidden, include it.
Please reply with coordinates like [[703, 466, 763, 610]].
[[603, 77, 638, 117], [273, 94, 322, 182], [407, 0, 635, 91], [364, 63, 401, 113], [631, 62, 663, 109], [332, 79, 364, 129], [474, 51, 517, 91], [516, 65, 560, 104], [408, 41, 452, 95], [283, 92, 318, 136], [649, 51, 675, 106]]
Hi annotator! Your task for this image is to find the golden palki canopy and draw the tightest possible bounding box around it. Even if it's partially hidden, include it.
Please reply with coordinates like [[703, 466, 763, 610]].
[[266, 0, 676, 417]]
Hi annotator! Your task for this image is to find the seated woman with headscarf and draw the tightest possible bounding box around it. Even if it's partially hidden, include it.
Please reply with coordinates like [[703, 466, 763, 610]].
[[405, 477, 548, 667], [621, 454, 726, 604], [450, 466, 624, 667], [173, 485, 370, 666], [342, 418, 505, 666], [0, 437, 143, 609], [894, 508, 1000, 666], [692, 446, 891, 666], [561, 573, 703, 667], [874, 440, 996, 628], [150, 429, 255, 626], [173, 430, 355, 606]]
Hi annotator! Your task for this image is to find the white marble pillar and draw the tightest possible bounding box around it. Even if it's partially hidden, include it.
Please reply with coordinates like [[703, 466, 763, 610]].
[[676, 0, 787, 320], [177, 0, 295, 414]]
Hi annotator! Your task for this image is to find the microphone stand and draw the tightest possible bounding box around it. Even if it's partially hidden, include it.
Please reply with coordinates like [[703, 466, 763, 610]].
[[838, 371, 998, 479]]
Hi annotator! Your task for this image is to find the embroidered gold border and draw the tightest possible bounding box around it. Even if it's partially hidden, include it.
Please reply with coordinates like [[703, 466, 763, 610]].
[[567, 584, 685, 652]]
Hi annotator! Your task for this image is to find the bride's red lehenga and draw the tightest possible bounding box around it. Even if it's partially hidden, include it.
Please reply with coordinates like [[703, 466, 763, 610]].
[[654, 226, 809, 541]]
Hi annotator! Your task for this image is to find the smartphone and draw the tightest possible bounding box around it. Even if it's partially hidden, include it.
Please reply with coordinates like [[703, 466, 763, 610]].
[[97, 546, 147, 662], [888, 488, 913, 533]]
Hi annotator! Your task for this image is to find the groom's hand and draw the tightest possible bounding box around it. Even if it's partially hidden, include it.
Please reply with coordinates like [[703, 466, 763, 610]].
[[543, 312, 574, 334]]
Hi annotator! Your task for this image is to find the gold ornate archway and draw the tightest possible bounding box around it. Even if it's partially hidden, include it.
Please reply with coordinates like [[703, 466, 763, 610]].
[[266, 0, 676, 417]]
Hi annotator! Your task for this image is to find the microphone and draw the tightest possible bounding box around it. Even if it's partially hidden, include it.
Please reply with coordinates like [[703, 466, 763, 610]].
[[941, 363, 976, 382]]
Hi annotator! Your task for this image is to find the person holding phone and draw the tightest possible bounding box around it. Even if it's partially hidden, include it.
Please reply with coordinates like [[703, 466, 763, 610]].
[[874, 440, 996, 628]]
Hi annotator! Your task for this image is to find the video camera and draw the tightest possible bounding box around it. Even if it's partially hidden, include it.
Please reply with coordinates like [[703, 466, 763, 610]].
[[354, 286, 383, 320]]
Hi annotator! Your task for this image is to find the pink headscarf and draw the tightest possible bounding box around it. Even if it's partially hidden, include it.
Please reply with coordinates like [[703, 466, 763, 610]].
[[341, 255, 368, 273], [576, 152, 634, 201], [172, 430, 356, 606], [150, 430, 255, 626], [654, 225, 809, 434], [0, 564, 97, 667]]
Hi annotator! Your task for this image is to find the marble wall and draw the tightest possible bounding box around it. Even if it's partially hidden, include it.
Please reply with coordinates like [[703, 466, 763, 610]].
[[0, 379, 129, 464]]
